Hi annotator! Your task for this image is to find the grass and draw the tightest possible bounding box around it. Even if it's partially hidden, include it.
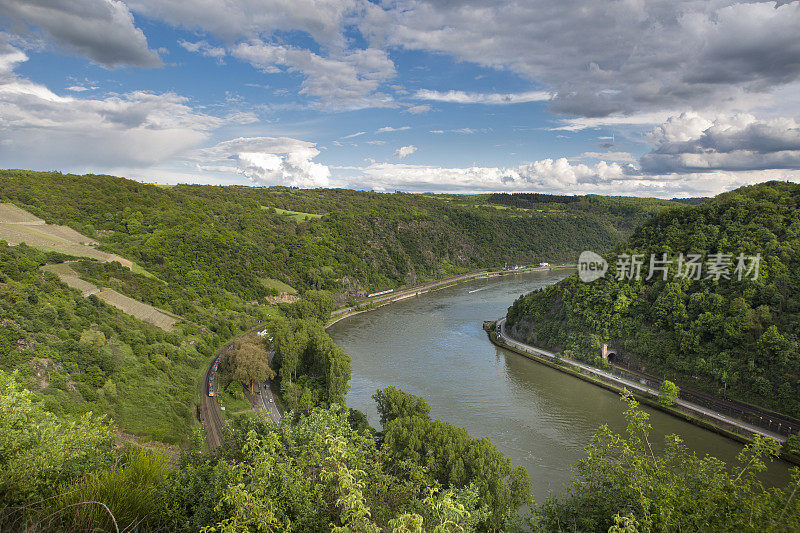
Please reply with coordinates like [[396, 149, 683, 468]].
[[130, 261, 160, 280], [261, 206, 324, 221], [216, 381, 253, 421], [260, 277, 297, 294], [40, 332, 208, 445]]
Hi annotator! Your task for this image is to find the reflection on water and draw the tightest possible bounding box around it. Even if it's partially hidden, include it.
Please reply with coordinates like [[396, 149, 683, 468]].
[[328, 270, 791, 499]]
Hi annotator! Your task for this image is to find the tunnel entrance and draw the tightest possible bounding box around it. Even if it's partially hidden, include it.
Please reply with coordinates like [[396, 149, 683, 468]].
[[601, 343, 617, 363]]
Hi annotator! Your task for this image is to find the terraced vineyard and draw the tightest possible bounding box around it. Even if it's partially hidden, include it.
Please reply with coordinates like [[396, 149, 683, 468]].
[[95, 289, 179, 331], [42, 263, 180, 330], [41, 263, 100, 296]]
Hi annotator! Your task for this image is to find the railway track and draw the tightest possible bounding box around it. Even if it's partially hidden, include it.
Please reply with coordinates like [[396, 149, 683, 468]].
[[199, 324, 270, 449], [199, 350, 225, 449]]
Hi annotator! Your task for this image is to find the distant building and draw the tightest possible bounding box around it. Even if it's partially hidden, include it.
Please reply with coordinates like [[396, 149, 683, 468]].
[[539, 262, 550, 267]]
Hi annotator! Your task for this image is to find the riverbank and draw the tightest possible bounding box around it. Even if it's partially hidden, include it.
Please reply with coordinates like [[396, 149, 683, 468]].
[[326, 265, 573, 329], [487, 318, 800, 465]]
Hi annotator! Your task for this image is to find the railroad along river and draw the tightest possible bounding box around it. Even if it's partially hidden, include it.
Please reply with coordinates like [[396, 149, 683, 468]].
[[328, 269, 791, 500]]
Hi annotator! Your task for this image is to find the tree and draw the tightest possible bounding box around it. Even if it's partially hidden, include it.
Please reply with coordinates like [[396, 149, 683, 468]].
[[287, 290, 337, 322], [224, 335, 275, 393], [372, 386, 431, 428], [658, 379, 680, 407], [0, 369, 115, 505], [383, 414, 530, 530], [536, 391, 800, 532]]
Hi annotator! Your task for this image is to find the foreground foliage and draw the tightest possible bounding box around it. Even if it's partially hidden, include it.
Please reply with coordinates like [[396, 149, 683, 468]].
[[4, 372, 797, 532], [535, 392, 800, 532]]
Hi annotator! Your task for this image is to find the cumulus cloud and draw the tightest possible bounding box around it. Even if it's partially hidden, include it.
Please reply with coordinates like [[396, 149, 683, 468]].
[[231, 41, 395, 109], [641, 113, 800, 173], [0, 0, 162, 68], [394, 145, 417, 158], [348, 158, 633, 193], [377, 125, 410, 133], [338, 158, 800, 197], [129, 0, 363, 47], [363, 1, 800, 119], [0, 43, 232, 170], [414, 89, 549, 105], [195, 137, 330, 187]]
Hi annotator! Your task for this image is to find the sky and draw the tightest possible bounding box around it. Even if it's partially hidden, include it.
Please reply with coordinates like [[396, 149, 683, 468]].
[[1, 1, 800, 197]]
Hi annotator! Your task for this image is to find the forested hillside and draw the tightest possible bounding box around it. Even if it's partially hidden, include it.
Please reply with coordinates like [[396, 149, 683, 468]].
[[2, 171, 799, 531], [0, 170, 674, 443], [507, 181, 800, 418], [0, 170, 672, 301]]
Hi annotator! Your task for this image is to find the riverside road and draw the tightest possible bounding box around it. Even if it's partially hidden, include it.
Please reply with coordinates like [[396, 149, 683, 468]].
[[495, 317, 785, 443]]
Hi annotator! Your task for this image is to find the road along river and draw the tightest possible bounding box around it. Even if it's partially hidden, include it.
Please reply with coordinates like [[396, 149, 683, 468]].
[[328, 270, 792, 500]]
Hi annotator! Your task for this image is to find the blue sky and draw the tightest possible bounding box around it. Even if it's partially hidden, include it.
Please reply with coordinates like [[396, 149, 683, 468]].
[[1, 0, 800, 197]]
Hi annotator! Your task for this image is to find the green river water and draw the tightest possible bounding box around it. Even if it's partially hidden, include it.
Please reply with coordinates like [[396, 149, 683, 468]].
[[328, 270, 791, 500]]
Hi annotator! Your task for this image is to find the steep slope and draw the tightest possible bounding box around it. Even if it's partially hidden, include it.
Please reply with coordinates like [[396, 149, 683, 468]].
[[507, 181, 800, 418], [0, 170, 673, 301]]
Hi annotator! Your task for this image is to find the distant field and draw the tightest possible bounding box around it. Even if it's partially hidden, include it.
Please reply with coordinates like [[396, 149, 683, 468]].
[[261, 205, 324, 221], [260, 277, 297, 294], [41, 263, 100, 296]]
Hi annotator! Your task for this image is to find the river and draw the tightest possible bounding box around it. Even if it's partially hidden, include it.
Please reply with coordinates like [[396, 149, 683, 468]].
[[328, 270, 791, 500]]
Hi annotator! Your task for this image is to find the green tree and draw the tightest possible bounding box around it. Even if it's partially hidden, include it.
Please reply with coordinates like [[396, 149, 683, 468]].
[[0, 369, 115, 505], [372, 386, 431, 428], [658, 380, 680, 407], [536, 391, 800, 532], [223, 335, 275, 393]]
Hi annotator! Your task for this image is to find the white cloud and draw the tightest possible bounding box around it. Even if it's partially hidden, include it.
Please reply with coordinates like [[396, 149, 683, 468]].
[[394, 145, 417, 158], [231, 41, 395, 109], [0, 0, 162, 67], [404, 103, 431, 114], [414, 89, 549, 105], [365, 140, 385, 145], [341, 131, 366, 139], [66, 85, 96, 92], [195, 136, 330, 187], [179, 40, 226, 62], [553, 111, 677, 132], [377, 125, 410, 133], [339, 159, 800, 197], [641, 112, 800, 173], [0, 43, 230, 170], [348, 158, 630, 193]]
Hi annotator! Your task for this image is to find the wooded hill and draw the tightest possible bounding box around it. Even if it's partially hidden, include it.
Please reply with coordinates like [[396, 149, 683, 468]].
[[0, 169, 673, 444], [0, 170, 674, 302], [2, 171, 799, 532], [507, 181, 800, 419]]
